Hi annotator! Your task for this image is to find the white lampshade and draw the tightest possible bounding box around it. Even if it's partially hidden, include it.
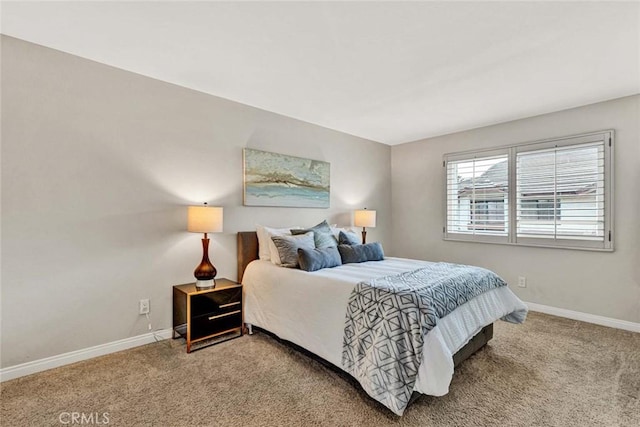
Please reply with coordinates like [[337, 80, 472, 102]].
[[354, 209, 376, 228], [187, 206, 223, 233]]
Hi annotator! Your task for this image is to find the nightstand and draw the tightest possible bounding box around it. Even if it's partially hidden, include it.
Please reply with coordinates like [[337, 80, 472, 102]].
[[172, 279, 243, 353]]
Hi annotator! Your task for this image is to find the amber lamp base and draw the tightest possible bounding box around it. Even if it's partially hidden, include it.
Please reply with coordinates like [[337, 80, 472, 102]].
[[194, 236, 217, 288]]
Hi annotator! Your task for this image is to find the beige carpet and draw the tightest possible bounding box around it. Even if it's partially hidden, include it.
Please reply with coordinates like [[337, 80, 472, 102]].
[[1, 312, 639, 426]]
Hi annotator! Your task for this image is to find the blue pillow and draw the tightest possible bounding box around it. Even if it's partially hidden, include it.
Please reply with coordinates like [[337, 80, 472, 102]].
[[292, 220, 337, 249], [297, 246, 342, 272], [338, 230, 360, 245], [338, 242, 384, 264]]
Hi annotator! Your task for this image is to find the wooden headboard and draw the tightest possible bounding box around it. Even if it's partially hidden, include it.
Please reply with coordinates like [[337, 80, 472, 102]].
[[237, 231, 259, 283]]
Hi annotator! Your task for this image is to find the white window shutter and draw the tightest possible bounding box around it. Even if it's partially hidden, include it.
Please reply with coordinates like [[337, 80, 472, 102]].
[[445, 153, 509, 242], [444, 130, 613, 251]]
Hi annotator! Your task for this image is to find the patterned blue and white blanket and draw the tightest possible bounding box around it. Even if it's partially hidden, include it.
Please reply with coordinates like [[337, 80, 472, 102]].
[[342, 262, 526, 415]]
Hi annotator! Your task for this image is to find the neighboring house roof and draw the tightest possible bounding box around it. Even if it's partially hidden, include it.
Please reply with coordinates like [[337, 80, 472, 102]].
[[458, 154, 598, 198], [458, 161, 507, 198]]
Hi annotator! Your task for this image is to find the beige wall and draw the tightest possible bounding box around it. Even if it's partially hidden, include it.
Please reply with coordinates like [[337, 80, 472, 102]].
[[0, 36, 391, 367], [2, 34, 638, 370], [392, 95, 640, 323]]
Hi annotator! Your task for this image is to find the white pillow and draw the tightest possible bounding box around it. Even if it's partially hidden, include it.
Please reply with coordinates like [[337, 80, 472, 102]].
[[255, 225, 300, 264], [255, 224, 274, 260]]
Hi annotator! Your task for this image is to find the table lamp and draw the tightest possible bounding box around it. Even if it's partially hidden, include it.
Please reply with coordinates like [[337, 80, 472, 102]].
[[354, 208, 376, 244], [187, 203, 223, 288]]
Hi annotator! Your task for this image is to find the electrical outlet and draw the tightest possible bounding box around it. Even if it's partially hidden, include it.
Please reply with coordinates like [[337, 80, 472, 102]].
[[139, 299, 150, 314], [517, 276, 527, 288]]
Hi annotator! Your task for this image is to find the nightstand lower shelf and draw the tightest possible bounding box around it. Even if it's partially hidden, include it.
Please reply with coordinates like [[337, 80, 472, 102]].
[[173, 324, 242, 351]]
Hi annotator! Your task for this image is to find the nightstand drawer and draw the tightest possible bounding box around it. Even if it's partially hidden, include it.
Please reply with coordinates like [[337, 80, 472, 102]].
[[190, 287, 242, 315], [191, 310, 242, 340]]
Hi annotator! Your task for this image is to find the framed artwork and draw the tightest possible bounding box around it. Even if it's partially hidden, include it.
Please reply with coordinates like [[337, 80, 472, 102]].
[[243, 148, 330, 208]]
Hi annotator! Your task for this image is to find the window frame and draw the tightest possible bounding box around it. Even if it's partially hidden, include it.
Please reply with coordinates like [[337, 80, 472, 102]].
[[443, 130, 614, 252]]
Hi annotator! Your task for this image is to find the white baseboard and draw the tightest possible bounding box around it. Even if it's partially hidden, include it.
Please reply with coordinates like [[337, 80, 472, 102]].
[[525, 302, 640, 333], [0, 329, 172, 382], [3, 303, 638, 382]]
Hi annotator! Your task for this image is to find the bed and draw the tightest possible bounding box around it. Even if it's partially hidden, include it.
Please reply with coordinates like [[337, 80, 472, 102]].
[[238, 231, 527, 415]]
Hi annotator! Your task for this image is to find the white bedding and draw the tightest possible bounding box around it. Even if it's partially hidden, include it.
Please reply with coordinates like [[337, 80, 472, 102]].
[[243, 257, 528, 396]]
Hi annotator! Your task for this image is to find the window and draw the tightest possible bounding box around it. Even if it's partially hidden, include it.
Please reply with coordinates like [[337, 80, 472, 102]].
[[470, 200, 506, 231], [446, 151, 509, 243], [444, 131, 613, 251], [520, 199, 560, 220]]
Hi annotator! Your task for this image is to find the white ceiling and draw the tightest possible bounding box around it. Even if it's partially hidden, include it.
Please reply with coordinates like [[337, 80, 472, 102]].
[[2, 1, 639, 145]]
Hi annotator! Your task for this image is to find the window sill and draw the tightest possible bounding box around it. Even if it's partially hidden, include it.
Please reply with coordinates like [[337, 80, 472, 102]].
[[443, 236, 614, 252]]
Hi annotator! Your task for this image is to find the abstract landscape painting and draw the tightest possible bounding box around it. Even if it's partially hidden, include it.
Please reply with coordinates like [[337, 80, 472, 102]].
[[243, 148, 330, 208]]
